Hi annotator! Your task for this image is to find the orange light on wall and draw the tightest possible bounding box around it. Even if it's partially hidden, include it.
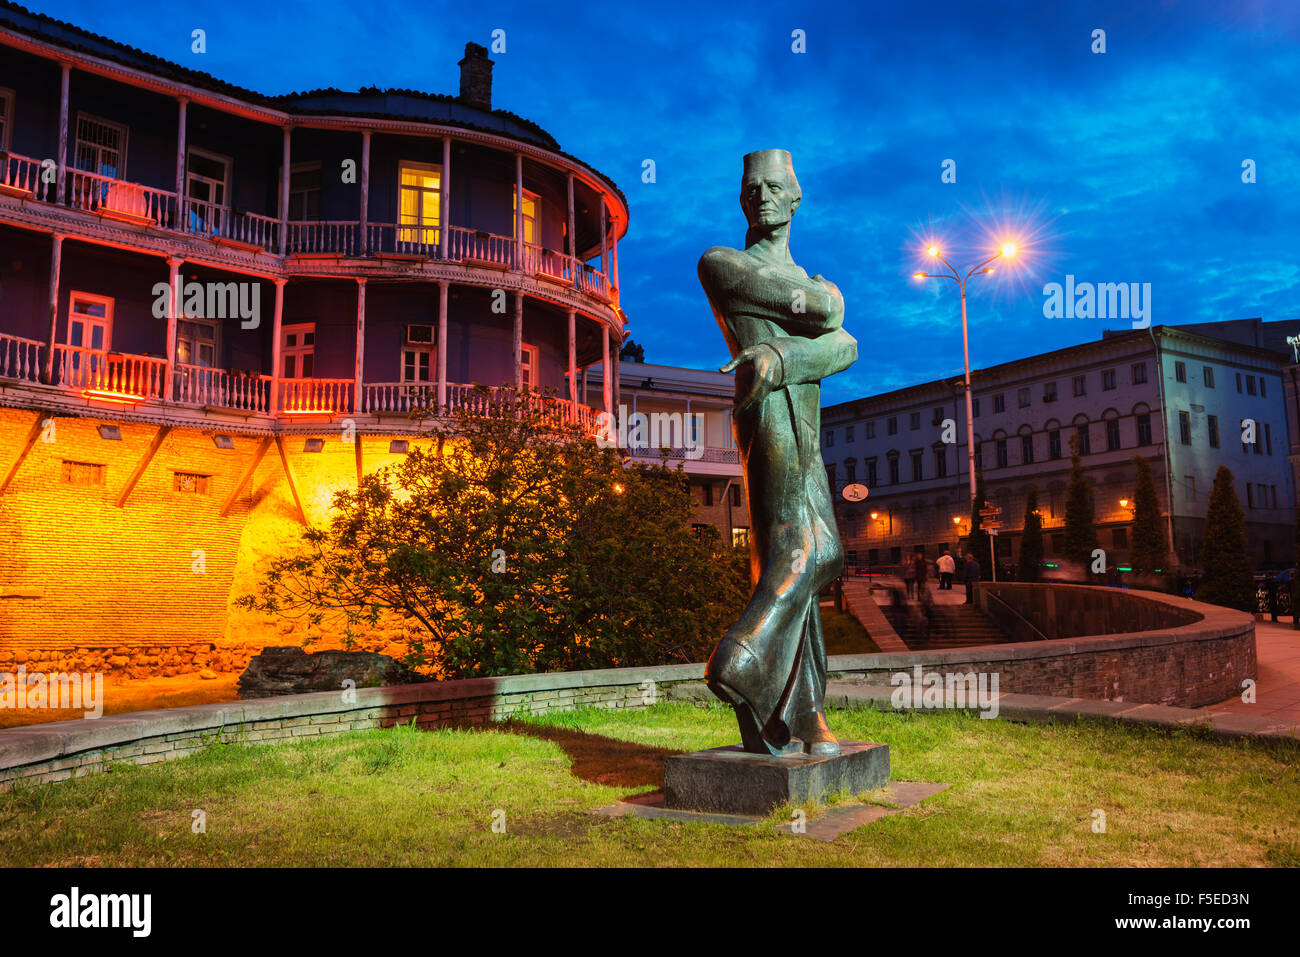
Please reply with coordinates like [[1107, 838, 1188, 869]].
[[83, 389, 146, 403]]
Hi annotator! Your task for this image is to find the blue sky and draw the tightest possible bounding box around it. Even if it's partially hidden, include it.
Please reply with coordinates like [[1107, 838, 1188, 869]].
[[32, 0, 1300, 404]]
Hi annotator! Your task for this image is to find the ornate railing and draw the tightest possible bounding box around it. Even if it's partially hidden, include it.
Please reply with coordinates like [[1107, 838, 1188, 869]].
[[0, 333, 43, 382], [52, 344, 167, 399], [0, 152, 52, 199], [447, 225, 514, 267], [521, 243, 573, 282], [63, 168, 176, 226], [288, 220, 360, 256], [278, 377, 354, 415], [577, 263, 612, 300], [174, 364, 274, 413], [625, 445, 740, 464], [360, 381, 438, 414]]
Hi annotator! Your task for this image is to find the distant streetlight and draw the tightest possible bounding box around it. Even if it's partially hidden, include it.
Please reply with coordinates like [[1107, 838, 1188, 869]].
[[913, 241, 1017, 505]]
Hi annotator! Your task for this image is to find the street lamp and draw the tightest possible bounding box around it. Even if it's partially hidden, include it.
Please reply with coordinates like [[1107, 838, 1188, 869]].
[[913, 241, 1016, 505]]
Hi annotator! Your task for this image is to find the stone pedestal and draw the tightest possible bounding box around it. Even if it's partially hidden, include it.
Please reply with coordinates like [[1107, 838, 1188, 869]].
[[663, 741, 889, 816]]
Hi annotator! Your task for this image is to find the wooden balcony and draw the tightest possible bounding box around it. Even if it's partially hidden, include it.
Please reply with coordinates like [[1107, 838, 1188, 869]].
[[0, 332, 42, 383], [51, 344, 167, 401], [173, 364, 274, 414]]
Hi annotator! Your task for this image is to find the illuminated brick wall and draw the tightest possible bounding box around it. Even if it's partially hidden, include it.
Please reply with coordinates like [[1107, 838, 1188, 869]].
[[0, 409, 419, 676]]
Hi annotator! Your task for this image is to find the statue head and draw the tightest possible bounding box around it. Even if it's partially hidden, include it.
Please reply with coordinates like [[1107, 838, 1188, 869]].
[[740, 149, 801, 231]]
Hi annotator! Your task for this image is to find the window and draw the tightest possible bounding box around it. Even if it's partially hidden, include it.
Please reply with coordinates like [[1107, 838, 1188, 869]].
[[0, 87, 13, 151], [1246, 483, 1254, 508], [1102, 369, 1116, 391], [520, 343, 538, 391], [1106, 419, 1121, 451], [1203, 366, 1215, 388], [1018, 387, 1030, 408], [67, 291, 113, 353], [993, 394, 1006, 413], [1185, 475, 1196, 502], [1178, 410, 1191, 445], [910, 411, 921, 431], [975, 442, 983, 468], [1236, 372, 1242, 393], [1208, 414, 1219, 448], [865, 457, 878, 487], [398, 161, 443, 245], [825, 429, 834, 447], [1261, 378, 1267, 398], [186, 147, 231, 233], [845, 424, 855, 443], [74, 113, 127, 179], [703, 482, 714, 506], [402, 344, 433, 383], [173, 472, 212, 495], [1049, 429, 1061, 459], [887, 417, 898, 436], [281, 323, 315, 378], [1266, 423, 1272, 455], [176, 318, 218, 368], [1137, 413, 1151, 446], [932, 406, 944, 426], [888, 457, 900, 485], [513, 187, 540, 245], [890, 546, 902, 564], [1072, 375, 1086, 397], [934, 448, 947, 478], [996, 438, 1008, 468], [1076, 424, 1091, 455], [1174, 361, 1186, 383], [61, 460, 105, 486], [865, 421, 875, 439], [1253, 427, 1262, 455], [1246, 375, 1257, 396], [972, 397, 981, 418], [731, 527, 749, 549], [1132, 362, 1147, 384], [845, 459, 857, 483], [911, 452, 923, 482], [1112, 528, 1127, 548], [1021, 434, 1034, 464], [1043, 381, 1057, 402], [287, 162, 322, 221]]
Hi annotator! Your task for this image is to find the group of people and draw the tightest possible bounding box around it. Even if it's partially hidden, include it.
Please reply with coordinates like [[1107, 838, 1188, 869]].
[[900, 549, 982, 604]]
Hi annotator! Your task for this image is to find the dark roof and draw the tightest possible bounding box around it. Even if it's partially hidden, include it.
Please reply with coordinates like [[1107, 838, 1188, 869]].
[[0, 1, 626, 206]]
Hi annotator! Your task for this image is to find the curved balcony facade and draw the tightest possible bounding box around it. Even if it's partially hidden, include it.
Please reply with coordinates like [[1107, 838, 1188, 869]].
[[0, 7, 628, 434]]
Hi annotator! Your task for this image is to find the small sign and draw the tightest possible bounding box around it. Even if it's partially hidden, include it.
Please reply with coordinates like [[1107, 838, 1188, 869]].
[[984, 521, 1002, 531], [842, 483, 869, 502], [979, 507, 1001, 517]]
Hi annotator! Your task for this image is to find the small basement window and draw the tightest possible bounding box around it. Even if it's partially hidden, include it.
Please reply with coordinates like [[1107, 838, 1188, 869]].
[[62, 461, 105, 486], [174, 472, 212, 495]]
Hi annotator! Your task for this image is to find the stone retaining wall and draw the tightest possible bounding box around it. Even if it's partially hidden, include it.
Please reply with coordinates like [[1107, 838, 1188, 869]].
[[0, 587, 1256, 789]]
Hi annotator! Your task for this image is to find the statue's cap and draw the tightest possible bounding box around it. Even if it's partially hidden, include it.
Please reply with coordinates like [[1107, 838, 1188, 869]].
[[742, 149, 795, 176]]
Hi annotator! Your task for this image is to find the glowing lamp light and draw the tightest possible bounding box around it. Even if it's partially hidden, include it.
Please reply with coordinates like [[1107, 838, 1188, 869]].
[[927, 245, 940, 257], [1120, 498, 1129, 508], [913, 272, 925, 280], [1001, 242, 1017, 257], [870, 511, 879, 519], [613, 483, 624, 494], [953, 516, 962, 524], [983, 267, 995, 274], [83, 389, 145, 403]]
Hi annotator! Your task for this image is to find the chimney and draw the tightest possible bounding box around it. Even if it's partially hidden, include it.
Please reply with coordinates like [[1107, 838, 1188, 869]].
[[458, 42, 493, 111]]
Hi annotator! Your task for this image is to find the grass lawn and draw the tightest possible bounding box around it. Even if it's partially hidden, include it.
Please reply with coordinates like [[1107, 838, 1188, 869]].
[[1, 702, 1295, 867]]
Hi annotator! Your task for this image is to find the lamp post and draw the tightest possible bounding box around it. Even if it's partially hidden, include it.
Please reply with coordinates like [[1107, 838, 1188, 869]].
[[914, 242, 1016, 506]]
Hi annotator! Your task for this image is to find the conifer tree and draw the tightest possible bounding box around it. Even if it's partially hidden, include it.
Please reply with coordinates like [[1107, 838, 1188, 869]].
[[1017, 486, 1044, 581], [1063, 433, 1098, 569], [1130, 454, 1167, 575], [1197, 466, 1255, 612]]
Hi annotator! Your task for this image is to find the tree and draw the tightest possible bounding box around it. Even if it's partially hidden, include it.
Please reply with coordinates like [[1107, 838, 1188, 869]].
[[238, 389, 749, 678], [1063, 433, 1098, 569], [1129, 454, 1167, 575], [1196, 465, 1255, 612], [619, 339, 645, 363], [966, 469, 992, 575], [1017, 486, 1044, 581], [1292, 506, 1300, 628]]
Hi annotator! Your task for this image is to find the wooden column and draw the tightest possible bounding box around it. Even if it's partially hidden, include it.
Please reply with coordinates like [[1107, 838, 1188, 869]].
[[440, 136, 451, 260], [437, 280, 449, 409], [601, 324, 612, 415], [270, 278, 286, 411], [278, 127, 291, 255], [358, 130, 370, 255], [163, 257, 182, 400], [55, 64, 69, 206], [514, 153, 524, 271], [567, 172, 578, 288], [174, 98, 188, 219], [612, 344, 621, 421], [599, 201, 608, 285], [567, 309, 577, 416], [513, 291, 524, 392], [42, 234, 63, 384], [354, 278, 366, 414], [610, 219, 619, 304]]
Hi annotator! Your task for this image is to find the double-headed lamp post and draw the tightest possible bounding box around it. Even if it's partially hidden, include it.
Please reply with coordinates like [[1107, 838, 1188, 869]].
[[913, 242, 1016, 506]]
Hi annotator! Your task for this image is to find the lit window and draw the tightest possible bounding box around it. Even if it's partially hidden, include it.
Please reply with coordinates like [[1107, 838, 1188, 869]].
[[520, 343, 538, 391], [398, 162, 442, 246], [513, 187, 540, 245]]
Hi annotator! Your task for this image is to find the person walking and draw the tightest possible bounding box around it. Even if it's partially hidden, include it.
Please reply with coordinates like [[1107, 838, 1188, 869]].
[[937, 550, 955, 590], [902, 555, 916, 599], [964, 552, 982, 604], [913, 551, 929, 601]]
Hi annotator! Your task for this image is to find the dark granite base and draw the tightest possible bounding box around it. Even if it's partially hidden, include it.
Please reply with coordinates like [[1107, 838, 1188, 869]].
[[663, 741, 890, 816]]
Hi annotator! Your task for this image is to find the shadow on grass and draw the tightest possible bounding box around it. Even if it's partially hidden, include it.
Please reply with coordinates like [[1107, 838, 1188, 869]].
[[496, 719, 684, 789]]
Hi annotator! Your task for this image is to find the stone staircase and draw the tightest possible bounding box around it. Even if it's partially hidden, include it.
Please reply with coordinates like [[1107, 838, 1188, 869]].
[[882, 602, 1009, 651]]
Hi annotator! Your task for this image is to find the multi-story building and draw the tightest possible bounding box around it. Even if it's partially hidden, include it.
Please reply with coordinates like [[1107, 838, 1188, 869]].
[[0, 5, 628, 674], [586, 359, 749, 544], [822, 325, 1295, 573]]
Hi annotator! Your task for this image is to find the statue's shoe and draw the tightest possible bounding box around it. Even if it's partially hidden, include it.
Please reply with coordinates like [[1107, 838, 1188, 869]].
[[791, 709, 841, 756]]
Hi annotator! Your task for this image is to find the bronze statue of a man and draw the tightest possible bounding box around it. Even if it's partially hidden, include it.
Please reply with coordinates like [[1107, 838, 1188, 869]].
[[699, 149, 858, 757]]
